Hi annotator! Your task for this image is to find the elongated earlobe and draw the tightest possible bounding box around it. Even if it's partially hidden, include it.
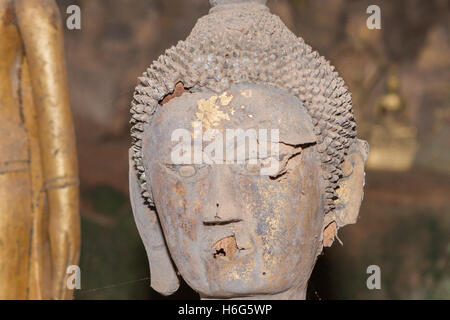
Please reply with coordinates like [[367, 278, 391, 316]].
[[129, 149, 180, 295], [323, 139, 369, 246]]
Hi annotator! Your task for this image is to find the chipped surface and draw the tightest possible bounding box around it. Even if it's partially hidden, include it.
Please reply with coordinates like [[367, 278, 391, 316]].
[[129, 0, 367, 300]]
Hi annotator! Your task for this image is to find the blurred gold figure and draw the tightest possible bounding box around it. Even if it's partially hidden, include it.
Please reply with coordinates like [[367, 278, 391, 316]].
[[366, 68, 418, 171], [0, 0, 80, 299]]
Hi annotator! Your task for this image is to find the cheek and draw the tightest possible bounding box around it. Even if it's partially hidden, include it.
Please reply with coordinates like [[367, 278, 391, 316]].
[[235, 157, 323, 272], [294, 163, 323, 251], [150, 170, 210, 288], [151, 171, 203, 242]]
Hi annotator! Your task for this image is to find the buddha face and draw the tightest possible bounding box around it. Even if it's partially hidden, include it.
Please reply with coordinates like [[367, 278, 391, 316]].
[[141, 84, 327, 298]]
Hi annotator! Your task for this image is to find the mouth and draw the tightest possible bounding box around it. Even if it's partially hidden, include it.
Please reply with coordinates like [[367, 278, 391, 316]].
[[212, 234, 251, 260]]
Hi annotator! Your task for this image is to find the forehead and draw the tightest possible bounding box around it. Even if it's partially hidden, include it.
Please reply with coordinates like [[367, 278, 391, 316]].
[[143, 83, 316, 159]]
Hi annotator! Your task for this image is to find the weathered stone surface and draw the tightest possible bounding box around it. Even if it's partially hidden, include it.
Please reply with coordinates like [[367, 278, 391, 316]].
[[129, 0, 367, 299]]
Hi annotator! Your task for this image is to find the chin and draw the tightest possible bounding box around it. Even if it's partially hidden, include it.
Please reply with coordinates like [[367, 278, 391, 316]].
[[197, 276, 294, 299], [192, 252, 296, 298]]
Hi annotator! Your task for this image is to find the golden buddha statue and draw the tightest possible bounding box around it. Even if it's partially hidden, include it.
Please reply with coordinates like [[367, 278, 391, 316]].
[[0, 0, 80, 299], [366, 67, 418, 171]]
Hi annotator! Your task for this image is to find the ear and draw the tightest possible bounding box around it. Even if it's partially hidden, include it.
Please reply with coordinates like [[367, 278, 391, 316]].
[[323, 139, 369, 246], [129, 149, 180, 295]]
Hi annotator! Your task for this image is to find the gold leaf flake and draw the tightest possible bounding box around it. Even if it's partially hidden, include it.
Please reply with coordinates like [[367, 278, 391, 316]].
[[194, 94, 232, 131]]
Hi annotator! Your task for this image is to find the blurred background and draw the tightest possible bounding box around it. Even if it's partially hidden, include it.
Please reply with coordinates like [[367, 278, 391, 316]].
[[55, 0, 449, 299]]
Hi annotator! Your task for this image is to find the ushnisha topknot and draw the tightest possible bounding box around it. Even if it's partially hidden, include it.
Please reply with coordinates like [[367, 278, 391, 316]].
[[130, 2, 356, 215]]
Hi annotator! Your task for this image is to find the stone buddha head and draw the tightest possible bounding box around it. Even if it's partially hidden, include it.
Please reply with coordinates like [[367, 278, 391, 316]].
[[129, 0, 368, 299]]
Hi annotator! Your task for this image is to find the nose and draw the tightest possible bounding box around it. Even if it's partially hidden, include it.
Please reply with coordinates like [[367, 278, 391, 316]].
[[202, 166, 242, 225]]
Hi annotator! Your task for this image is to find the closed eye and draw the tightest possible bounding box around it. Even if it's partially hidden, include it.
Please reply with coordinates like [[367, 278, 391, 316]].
[[235, 156, 279, 176], [165, 164, 205, 178]]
